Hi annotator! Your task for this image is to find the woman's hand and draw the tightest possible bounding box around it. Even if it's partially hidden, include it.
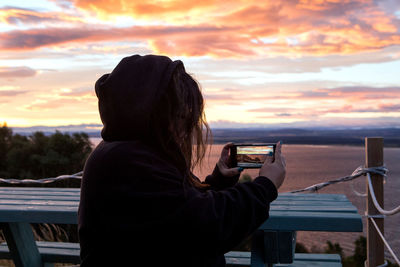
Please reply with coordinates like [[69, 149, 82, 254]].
[[259, 141, 286, 189], [217, 143, 242, 177]]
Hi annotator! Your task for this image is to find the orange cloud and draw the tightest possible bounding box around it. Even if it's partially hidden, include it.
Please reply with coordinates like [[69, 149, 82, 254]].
[[1, 0, 399, 57], [0, 6, 83, 25], [0, 25, 232, 51]]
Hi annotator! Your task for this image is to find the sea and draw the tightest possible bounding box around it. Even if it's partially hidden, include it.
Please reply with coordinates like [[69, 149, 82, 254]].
[[90, 138, 400, 257]]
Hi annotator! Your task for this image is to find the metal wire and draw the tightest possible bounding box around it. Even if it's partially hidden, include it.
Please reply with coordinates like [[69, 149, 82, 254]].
[[350, 179, 367, 197], [0, 172, 82, 184], [288, 165, 387, 193], [370, 217, 400, 266]]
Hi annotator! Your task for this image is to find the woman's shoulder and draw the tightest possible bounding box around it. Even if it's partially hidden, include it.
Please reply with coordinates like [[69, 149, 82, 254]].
[[86, 140, 182, 180], [90, 140, 156, 160]]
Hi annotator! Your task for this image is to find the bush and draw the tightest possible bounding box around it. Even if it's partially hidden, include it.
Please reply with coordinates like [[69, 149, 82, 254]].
[[0, 124, 92, 187]]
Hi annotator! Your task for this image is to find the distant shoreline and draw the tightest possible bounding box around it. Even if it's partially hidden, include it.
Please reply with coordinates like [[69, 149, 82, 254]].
[[12, 127, 400, 147], [208, 128, 400, 147]]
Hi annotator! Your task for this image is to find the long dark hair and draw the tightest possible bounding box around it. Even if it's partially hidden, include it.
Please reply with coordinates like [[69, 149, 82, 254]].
[[149, 65, 211, 188]]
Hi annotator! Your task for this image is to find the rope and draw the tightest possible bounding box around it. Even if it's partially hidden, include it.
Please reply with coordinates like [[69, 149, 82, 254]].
[[288, 166, 387, 193], [370, 217, 400, 266], [367, 173, 400, 216], [0, 172, 82, 184]]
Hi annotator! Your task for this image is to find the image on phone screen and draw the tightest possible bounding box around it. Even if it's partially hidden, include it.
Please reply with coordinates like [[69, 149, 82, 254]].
[[236, 145, 274, 168]]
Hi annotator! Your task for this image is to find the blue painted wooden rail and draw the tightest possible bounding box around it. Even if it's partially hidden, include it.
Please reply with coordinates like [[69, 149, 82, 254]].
[[0, 187, 363, 267]]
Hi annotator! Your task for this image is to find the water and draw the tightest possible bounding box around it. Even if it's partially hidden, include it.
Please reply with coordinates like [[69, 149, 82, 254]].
[[90, 138, 400, 257]]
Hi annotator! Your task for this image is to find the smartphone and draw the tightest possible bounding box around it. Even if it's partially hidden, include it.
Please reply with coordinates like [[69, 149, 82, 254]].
[[230, 143, 276, 168]]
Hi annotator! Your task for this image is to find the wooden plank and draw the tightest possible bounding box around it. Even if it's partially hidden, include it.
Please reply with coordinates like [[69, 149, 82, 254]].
[[271, 205, 357, 213], [36, 242, 79, 249], [1, 241, 80, 250], [251, 230, 267, 267], [365, 137, 384, 267], [224, 251, 251, 258], [271, 200, 352, 206], [0, 187, 80, 193], [0, 195, 79, 201], [278, 231, 296, 264], [263, 231, 278, 263], [0, 241, 80, 264], [225, 256, 251, 266], [1, 222, 42, 267], [274, 261, 341, 267], [277, 194, 348, 200], [261, 211, 362, 232], [274, 253, 342, 266], [294, 253, 341, 262], [0, 200, 79, 206], [0, 208, 77, 224], [0, 190, 79, 196]]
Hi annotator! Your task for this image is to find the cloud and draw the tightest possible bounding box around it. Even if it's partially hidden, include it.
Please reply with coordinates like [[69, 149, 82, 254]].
[[294, 86, 400, 100], [378, 103, 400, 112], [321, 104, 400, 114], [0, 86, 28, 96], [208, 116, 400, 128], [21, 85, 97, 111], [58, 87, 94, 97], [0, 66, 37, 78], [0, 90, 28, 96], [23, 98, 86, 111], [205, 86, 400, 106], [235, 85, 400, 121], [0, 6, 84, 26], [0, 25, 231, 52], [1, 1, 399, 57]]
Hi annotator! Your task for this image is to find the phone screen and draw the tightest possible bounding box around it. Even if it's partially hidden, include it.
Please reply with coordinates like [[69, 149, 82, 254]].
[[234, 144, 275, 168]]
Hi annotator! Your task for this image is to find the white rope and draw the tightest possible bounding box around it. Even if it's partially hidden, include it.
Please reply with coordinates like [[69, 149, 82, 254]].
[[370, 217, 400, 266], [367, 172, 400, 216], [288, 165, 387, 193], [0, 172, 82, 184]]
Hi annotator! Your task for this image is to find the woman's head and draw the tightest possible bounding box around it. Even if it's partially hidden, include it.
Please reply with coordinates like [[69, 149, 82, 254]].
[[95, 55, 210, 186], [150, 65, 211, 186]]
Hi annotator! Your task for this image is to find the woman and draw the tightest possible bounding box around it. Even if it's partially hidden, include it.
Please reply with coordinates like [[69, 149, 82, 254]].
[[78, 55, 286, 267]]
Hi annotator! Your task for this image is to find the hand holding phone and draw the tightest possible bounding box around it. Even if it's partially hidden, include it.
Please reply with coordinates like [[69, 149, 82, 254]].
[[259, 142, 286, 189], [217, 143, 242, 177]]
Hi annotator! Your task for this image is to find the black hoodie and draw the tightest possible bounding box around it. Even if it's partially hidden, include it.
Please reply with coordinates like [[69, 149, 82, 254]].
[[78, 55, 278, 267]]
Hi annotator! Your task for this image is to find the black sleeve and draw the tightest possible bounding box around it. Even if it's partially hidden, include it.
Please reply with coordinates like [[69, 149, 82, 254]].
[[182, 176, 278, 257], [203, 165, 240, 190]]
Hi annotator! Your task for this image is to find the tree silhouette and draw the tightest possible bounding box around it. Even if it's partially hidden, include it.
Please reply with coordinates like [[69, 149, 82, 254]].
[[0, 124, 93, 187]]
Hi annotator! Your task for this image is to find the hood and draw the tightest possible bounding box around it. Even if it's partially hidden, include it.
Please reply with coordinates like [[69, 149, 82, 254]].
[[95, 54, 183, 141]]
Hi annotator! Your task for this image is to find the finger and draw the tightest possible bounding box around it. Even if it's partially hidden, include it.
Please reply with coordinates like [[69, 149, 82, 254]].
[[276, 141, 282, 154], [274, 141, 283, 163], [281, 155, 286, 167], [217, 160, 228, 169], [218, 162, 241, 176], [220, 142, 233, 157]]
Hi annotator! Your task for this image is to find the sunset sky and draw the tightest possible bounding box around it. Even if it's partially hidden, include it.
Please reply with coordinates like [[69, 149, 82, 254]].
[[1, 0, 400, 129]]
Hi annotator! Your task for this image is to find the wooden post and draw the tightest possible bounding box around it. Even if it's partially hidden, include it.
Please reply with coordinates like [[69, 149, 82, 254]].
[[365, 137, 384, 267]]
